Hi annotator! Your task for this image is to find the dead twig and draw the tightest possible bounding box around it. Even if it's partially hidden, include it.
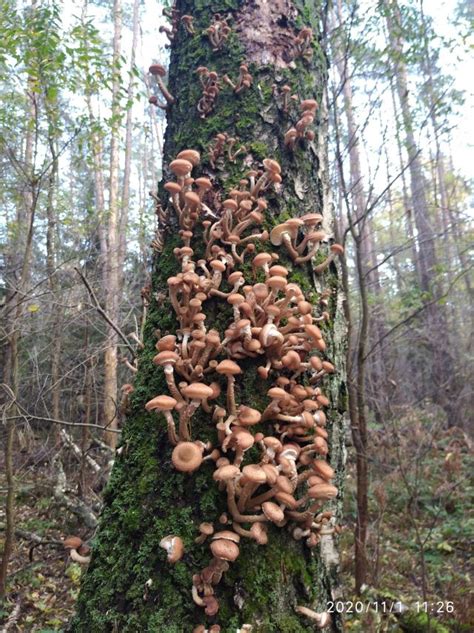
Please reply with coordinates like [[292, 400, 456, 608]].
[[52, 457, 98, 529], [1, 594, 22, 632], [59, 429, 101, 474], [74, 267, 136, 358]]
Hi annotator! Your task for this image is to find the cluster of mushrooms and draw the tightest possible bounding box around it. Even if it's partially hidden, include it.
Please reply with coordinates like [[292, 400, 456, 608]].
[[150, 4, 316, 120], [147, 149, 341, 630], [159, 3, 315, 71]]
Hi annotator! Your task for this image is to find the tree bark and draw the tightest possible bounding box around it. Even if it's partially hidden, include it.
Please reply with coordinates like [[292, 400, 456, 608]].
[[385, 0, 459, 422], [0, 22, 38, 595], [102, 0, 123, 449], [71, 2, 346, 631], [118, 0, 140, 283]]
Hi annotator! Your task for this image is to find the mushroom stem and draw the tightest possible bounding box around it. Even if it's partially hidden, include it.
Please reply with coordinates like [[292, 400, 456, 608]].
[[192, 585, 205, 607], [69, 549, 91, 564], [313, 253, 334, 273], [246, 487, 276, 509], [178, 407, 192, 441], [294, 606, 331, 628], [295, 242, 321, 264], [156, 76, 175, 104], [226, 375, 237, 417], [164, 411, 179, 445], [282, 233, 299, 260], [226, 482, 267, 523], [237, 481, 260, 512], [164, 366, 184, 402], [231, 522, 255, 539]]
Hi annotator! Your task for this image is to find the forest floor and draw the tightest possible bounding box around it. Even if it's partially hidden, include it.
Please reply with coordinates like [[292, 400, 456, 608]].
[[340, 406, 473, 632], [0, 407, 472, 632]]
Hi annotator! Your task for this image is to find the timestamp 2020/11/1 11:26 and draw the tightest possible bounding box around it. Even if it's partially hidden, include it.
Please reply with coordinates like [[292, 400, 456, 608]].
[[325, 600, 455, 615]]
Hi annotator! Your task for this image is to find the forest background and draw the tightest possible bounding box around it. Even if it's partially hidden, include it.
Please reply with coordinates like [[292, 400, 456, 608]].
[[0, 0, 472, 630]]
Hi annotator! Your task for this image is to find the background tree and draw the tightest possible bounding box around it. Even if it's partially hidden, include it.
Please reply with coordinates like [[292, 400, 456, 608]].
[[71, 0, 347, 631]]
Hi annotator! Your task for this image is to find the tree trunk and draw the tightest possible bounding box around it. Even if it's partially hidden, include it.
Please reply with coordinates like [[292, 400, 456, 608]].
[[45, 118, 63, 442], [388, 73, 419, 282], [385, 0, 459, 422], [0, 30, 38, 595], [118, 0, 140, 283], [332, 0, 388, 423], [102, 0, 123, 449], [71, 2, 346, 631]]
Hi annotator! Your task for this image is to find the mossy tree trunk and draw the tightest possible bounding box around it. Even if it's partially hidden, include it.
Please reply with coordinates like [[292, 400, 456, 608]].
[[71, 1, 347, 631]]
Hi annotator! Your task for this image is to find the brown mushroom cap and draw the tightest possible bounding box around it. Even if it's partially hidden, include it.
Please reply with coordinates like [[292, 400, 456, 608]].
[[159, 535, 185, 563], [233, 428, 255, 449], [195, 177, 213, 190], [145, 394, 177, 412], [213, 464, 241, 482], [310, 356, 323, 372], [276, 475, 293, 494], [308, 483, 338, 500], [203, 595, 219, 616], [211, 530, 241, 543], [262, 501, 285, 523], [305, 324, 323, 340], [210, 259, 226, 272], [184, 191, 201, 209], [269, 265, 289, 277], [156, 334, 177, 351], [164, 182, 182, 194], [273, 491, 298, 509], [181, 382, 214, 401], [312, 460, 335, 481], [241, 464, 267, 484], [267, 387, 288, 400], [300, 98, 318, 112], [222, 198, 238, 211], [263, 436, 283, 452], [177, 149, 201, 166], [250, 522, 269, 545], [153, 350, 179, 366], [284, 128, 298, 144], [253, 252, 273, 267], [263, 158, 281, 174], [322, 360, 335, 373], [228, 271, 244, 284], [237, 405, 261, 426], [266, 275, 287, 291], [261, 463, 279, 485], [216, 360, 241, 375], [330, 243, 344, 256], [270, 222, 298, 246], [285, 217, 304, 229], [149, 64, 166, 77], [198, 522, 214, 537], [64, 536, 83, 550], [169, 158, 193, 176], [171, 442, 203, 472], [210, 538, 240, 562], [301, 213, 323, 226]]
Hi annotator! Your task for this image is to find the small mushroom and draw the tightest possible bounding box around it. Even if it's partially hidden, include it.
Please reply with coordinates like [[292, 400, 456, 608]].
[[171, 441, 204, 473], [63, 536, 91, 564], [159, 535, 185, 563]]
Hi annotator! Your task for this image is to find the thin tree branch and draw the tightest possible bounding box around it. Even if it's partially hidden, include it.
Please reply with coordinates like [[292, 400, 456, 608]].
[[74, 267, 136, 358]]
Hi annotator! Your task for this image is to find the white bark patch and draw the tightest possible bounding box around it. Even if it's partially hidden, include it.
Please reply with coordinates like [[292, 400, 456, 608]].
[[294, 174, 306, 200], [235, 0, 299, 68], [320, 533, 340, 569]]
